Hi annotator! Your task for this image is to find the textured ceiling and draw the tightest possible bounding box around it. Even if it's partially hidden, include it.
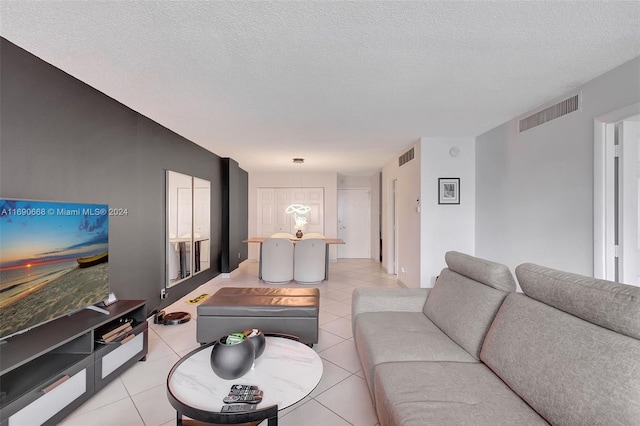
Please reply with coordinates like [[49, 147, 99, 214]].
[[1, 1, 639, 174]]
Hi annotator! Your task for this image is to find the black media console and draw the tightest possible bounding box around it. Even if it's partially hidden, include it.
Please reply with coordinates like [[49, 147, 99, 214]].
[[0, 300, 148, 426]]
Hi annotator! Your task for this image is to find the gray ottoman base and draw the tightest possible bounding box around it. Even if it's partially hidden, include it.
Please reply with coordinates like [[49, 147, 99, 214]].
[[197, 287, 320, 345]]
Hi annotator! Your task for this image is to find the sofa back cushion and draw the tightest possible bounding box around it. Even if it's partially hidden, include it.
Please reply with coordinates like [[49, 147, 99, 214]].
[[481, 265, 640, 426], [423, 251, 516, 359], [444, 251, 517, 292], [516, 262, 640, 339]]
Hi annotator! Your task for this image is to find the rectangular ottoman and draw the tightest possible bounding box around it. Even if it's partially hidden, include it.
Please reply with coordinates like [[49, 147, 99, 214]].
[[196, 287, 320, 345]]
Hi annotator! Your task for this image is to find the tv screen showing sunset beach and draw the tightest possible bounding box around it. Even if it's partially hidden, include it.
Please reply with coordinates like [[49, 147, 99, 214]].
[[0, 199, 110, 340]]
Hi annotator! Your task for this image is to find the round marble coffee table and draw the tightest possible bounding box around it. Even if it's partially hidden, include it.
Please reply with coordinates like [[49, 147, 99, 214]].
[[167, 336, 323, 424]]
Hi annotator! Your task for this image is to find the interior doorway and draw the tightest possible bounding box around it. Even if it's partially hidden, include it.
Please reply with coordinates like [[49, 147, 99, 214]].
[[617, 118, 640, 285], [594, 104, 640, 286], [392, 179, 398, 275], [338, 189, 371, 258]]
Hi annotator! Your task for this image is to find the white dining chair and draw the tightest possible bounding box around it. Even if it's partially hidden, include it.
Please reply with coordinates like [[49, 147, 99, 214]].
[[261, 238, 294, 284], [294, 238, 326, 284]]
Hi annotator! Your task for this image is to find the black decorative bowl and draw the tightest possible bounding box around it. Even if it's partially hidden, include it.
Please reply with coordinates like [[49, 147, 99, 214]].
[[246, 329, 266, 359], [209, 335, 255, 380]]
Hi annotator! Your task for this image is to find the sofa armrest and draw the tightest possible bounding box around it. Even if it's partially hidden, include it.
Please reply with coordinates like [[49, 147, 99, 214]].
[[352, 287, 430, 319]]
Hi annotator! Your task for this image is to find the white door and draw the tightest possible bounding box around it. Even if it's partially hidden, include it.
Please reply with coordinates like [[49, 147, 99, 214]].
[[304, 188, 325, 234], [257, 188, 324, 237], [392, 179, 398, 274], [257, 188, 276, 237], [620, 119, 640, 285], [594, 105, 640, 285], [274, 189, 292, 233], [338, 189, 371, 258], [597, 115, 640, 286]]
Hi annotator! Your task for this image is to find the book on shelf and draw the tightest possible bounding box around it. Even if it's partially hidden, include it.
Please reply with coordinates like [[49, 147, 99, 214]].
[[101, 323, 133, 343]]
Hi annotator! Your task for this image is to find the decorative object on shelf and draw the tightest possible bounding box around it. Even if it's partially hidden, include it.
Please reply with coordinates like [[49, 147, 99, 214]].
[[244, 329, 266, 358], [438, 178, 460, 205], [296, 229, 303, 239], [101, 292, 118, 307], [210, 333, 255, 379]]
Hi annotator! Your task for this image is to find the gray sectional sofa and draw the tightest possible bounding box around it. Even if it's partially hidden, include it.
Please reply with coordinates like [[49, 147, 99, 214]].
[[352, 251, 640, 426]]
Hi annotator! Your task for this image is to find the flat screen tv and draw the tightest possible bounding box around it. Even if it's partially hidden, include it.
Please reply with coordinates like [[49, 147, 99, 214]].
[[0, 198, 110, 341]]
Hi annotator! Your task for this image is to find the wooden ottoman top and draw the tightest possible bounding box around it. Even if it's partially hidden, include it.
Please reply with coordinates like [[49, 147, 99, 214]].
[[198, 287, 320, 317]]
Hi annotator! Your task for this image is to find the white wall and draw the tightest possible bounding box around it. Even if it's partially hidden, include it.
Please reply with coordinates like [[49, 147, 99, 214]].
[[371, 172, 381, 262], [381, 139, 475, 288], [420, 137, 476, 286], [381, 160, 396, 275], [476, 57, 640, 276], [248, 172, 338, 260], [382, 142, 421, 286]]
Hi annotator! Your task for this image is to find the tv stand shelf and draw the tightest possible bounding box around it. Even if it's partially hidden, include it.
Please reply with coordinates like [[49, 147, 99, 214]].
[[0, 300, 148, 426]]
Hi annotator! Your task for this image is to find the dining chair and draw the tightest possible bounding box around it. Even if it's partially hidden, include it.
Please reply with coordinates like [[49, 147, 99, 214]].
[[261, 238, 294, 284], [293, 238, 326, 284]]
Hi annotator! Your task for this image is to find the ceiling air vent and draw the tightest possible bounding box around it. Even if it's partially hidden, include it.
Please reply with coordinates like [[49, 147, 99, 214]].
[[519, 94, 579, 132], [398, 147, 415, 166]]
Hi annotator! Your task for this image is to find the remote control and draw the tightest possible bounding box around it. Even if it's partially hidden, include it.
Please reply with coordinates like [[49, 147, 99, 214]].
[[229, 389, 263, 396], [223, 393, 263, 404], [230, 384, 259, 392], [221, 403, 257, 413]]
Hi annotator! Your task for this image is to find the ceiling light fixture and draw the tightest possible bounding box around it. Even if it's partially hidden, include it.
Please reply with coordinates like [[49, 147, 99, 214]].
[[287, 158, 310, 235]]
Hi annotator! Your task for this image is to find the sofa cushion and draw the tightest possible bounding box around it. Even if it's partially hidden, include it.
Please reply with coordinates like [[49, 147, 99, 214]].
[[481, 292, 640, 426], [354, 311, 477, 397], [352, 288, 430, 339], [516, 262, 640, 339], [445, 251, 516, 292], [374, 361, 548, 426], [424, 252, 515, 359]]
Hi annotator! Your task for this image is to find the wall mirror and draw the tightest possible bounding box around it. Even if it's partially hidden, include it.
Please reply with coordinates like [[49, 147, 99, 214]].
[[166, 170, 211, 288]]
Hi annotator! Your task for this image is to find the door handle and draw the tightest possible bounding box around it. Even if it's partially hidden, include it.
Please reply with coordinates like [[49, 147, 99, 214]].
[[41, 375, 70, 393]]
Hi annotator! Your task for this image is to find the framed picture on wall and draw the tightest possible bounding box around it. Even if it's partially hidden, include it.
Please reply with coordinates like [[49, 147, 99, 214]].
[[438, 178, 460, 205]]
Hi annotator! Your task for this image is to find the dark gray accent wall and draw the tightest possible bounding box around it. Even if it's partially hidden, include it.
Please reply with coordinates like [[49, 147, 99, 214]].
[[0, 38, 240, 313], [221, 158, 248, 272]]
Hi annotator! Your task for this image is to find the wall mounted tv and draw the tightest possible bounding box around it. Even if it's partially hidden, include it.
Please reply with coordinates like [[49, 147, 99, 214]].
[[0, 198, 110, 341]]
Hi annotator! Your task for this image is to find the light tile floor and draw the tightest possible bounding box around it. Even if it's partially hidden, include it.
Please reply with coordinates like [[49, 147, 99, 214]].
[[59, 259, 400, 426]]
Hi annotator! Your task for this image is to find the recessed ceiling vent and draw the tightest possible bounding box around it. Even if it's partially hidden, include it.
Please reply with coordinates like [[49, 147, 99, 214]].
[[519, 94, 579, 133], [398, 147, 415, 166]]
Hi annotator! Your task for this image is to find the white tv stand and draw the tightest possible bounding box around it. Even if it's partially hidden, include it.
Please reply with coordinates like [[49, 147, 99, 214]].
[[0, 300, 148, 426]]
